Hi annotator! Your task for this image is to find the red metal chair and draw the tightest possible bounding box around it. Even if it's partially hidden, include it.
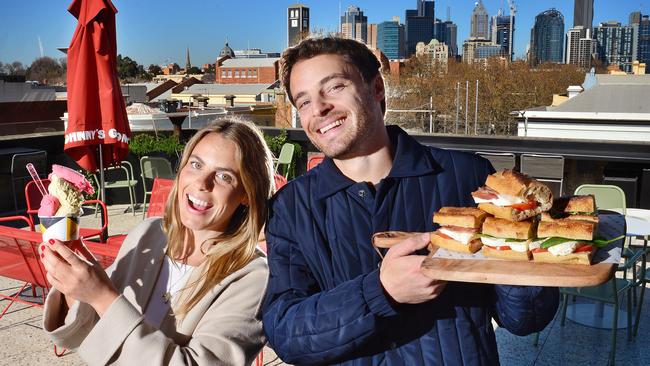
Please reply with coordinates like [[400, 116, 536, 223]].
[[274, 173, 288, 190], [106, 178, 174, 248], [307, 153, 325, 171], [25, 179, 109, 242]]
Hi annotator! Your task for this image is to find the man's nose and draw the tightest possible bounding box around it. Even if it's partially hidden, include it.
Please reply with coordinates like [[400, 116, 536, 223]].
[[312, 97, 333, 117]]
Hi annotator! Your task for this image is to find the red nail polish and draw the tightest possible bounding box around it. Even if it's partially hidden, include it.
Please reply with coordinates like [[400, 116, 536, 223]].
[[41, 253, 45, 258], [41, 245, 45, 251], [48, 239, 55, 245]]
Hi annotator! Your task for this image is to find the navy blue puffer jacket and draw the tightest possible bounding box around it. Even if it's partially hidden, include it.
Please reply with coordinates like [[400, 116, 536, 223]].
[[262, 126, 559, 365]]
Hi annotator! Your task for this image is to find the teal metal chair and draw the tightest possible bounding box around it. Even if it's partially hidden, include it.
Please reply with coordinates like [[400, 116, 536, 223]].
[[93, 161, 139, 216], [558, 184, 637, 366], [140, 156, 174, 218], [274, 143, 295, 179]]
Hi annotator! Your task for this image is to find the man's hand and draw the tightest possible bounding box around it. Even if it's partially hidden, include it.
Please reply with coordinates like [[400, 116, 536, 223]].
[[379, 233, 446, 304]]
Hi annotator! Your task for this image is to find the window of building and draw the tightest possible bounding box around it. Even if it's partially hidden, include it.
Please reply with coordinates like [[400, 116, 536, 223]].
[[221, 70, 226, 78], [248, 69, 253, 78], [227, 70, 232, 77], [253, 69, 257, 77], [235, 70, 240, 78]]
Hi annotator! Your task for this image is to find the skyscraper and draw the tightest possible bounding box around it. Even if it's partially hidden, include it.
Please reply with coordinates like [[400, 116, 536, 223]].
[[636, 14, 650, 71], [595, 21, 637, 72], [471, 0, 489, 39], [288, 4, 309, 47], [573, 0, 594, 35], [341, 5, 368, 44], [566, 26, 594, 67], [405, 0, 435, 56], [377, 19, 405, 60], [434, 19, 458, 56], [530, 9, 565, 65], [492, 11, 515, 60]]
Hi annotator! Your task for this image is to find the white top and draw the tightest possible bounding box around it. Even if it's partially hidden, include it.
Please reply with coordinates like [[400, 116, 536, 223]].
[[143, 256, 194, 327]]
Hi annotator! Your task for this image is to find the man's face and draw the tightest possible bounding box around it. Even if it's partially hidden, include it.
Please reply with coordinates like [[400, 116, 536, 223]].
[[290, 54, 384, 159]]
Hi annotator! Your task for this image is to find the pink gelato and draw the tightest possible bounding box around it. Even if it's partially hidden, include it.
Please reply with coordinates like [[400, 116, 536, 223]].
[[38, 194, 61, 216], [50, 164, 95, 195]]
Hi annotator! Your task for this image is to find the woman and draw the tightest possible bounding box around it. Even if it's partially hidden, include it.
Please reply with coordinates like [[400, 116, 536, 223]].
[[40, 118, 274, 365]]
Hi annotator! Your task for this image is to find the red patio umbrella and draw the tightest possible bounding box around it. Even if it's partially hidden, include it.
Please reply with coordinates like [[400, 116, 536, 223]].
[[65, 0, 130, 199]]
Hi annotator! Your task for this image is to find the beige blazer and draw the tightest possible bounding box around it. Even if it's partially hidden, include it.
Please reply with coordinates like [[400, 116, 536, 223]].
[[43, 218, 268, 366]]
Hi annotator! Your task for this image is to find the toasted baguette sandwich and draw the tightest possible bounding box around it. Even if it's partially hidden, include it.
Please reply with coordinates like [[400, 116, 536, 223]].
[[430, 207, 488, 254], [532, 195, 599, 265], [480, 216, 537, 260], [472, 170, 553, 221]]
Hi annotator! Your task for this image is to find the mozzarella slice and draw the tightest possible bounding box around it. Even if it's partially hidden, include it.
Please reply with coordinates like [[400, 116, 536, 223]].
[[507, 240, 530, 253], [439, 227, 477, 245], [480, 237, 529, 252], [547, 241, 579, 256], [473, 193, 526, 206], [528, 239, 545, 251]]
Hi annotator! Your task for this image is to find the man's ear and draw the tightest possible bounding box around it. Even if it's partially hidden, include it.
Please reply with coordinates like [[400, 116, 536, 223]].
[[372, 74, 385, 102]]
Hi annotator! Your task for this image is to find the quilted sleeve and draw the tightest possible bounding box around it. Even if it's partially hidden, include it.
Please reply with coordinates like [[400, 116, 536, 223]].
[[492, 285, 559, 336]]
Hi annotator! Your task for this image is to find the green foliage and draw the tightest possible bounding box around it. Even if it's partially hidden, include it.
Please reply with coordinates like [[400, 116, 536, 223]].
[[263, 130, 303, 179], [129, 133, 184, 157]]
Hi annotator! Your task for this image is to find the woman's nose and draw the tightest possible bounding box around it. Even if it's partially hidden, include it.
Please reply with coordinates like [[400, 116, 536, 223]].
[[196, 172, 214, 191]]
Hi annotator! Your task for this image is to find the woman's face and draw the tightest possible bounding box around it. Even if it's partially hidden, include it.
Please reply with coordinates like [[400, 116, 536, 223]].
[[177, 132, 248, 236]]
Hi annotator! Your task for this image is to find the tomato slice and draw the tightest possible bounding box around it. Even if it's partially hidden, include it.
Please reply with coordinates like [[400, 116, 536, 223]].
[[532, 248, 548, 253], [436, 232, 453, 240], [492, 246, 511, 251], [575, 244, 594, 253], [508, 201, 538, 211]]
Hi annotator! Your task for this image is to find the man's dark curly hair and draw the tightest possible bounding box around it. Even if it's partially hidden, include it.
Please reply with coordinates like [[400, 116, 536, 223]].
[[280, 37, 386, 114]]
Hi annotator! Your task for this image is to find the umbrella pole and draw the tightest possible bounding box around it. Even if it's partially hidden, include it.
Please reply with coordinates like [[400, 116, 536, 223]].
[[98, 145, 108, 242]]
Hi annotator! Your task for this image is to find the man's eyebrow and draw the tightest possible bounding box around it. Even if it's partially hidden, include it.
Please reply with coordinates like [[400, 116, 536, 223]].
[[293, 72, 349, 101]]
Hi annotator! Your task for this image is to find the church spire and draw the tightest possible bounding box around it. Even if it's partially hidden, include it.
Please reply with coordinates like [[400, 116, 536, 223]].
[[186, 47, 191, 72]]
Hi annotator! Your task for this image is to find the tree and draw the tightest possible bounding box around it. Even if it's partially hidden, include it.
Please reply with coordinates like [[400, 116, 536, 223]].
[[26, 57, 64, 84], [187, 66, 201, 74], [148, 64, 162, 76], [117, 54, 139, 81], [4, 61, 26, 75], [0, 61, 4, 74]]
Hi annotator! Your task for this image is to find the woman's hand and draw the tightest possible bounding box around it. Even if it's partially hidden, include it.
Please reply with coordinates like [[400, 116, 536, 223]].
[[39, 239, 119, 317]]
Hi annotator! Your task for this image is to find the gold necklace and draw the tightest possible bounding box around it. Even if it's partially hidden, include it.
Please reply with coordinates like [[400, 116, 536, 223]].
[[162, 258, 193, 304]]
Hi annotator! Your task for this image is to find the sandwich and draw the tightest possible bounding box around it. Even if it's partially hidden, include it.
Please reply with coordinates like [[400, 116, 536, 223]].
[[532, 195, 599, 265], [540, 194, 599, 224], [430, 207, 488, 254], [480, 216, 537, 261], [472, 170, 553, 222]]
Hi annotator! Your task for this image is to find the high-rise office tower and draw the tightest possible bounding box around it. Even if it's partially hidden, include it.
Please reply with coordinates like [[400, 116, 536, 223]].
[[573, 0, 594, 36], [471, 0, 489, 39], [288, 4, 309, 47], [377, 18, 405, 60], [595, 21, 637, 72], [635, 14, 650, 71], [367, 23, 378, 49], [405, 0, 435, 56], [530, 9, 565, 65], [492, 11, 515, 60], [434, 19, 458, 56], [566, 26, 594, 67], [341, 5, 368, 44]]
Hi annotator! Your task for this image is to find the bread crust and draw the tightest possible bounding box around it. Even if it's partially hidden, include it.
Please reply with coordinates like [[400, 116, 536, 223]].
[[482, 216, 537, 239], [485, 170, 530, 197], [433, 207, 488, 228], [540, 212, 599, 224], [563, 195, 596, 213], [532, 249, 593, 265], [478, 203, 539, 222], [481, 245, 532, 260], [430, 232, 483, 254], [537, 220, 596, 241]]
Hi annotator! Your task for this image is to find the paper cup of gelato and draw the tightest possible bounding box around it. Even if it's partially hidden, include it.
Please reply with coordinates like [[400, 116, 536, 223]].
[[39, 215, 80, 242]]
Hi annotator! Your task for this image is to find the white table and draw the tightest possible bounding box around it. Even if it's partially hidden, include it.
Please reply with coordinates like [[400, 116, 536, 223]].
[[565, 210, 650, 329]]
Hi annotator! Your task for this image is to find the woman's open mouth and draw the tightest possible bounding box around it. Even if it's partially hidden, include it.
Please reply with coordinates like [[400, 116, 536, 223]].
[[187, 194, 213, 213]]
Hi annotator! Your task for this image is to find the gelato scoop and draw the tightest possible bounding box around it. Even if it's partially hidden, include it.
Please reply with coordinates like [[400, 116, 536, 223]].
[[51, 165, 95, 195], [48, 174, 85, 216], [38, 194, 61, 216]]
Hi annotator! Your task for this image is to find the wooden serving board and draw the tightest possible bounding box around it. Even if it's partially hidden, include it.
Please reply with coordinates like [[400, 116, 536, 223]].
[[373, 212, 624, 287]]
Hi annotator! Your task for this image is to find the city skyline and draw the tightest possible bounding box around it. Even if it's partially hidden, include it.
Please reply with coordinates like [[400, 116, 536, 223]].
[[0, 0, 646, 67]]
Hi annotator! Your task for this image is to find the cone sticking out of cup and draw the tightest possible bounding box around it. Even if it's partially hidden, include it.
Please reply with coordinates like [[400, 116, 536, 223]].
[[28, 164, 95, 243]]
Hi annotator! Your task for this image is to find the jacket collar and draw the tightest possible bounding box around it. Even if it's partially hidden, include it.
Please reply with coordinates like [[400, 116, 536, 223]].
[[315, 125, 439, 199]]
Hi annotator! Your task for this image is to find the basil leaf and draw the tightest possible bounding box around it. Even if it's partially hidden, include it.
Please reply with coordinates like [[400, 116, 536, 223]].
[[540, 237, 575, 249], [476, 233, 497, 239], [591, 235, 625, 248], [505, 238, 528, 243]]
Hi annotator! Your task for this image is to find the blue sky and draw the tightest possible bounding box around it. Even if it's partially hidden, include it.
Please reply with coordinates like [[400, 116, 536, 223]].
[[0, 0, 645, 67]]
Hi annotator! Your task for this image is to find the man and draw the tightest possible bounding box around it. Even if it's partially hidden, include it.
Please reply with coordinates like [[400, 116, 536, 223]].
[[262, 37, 558, 365]]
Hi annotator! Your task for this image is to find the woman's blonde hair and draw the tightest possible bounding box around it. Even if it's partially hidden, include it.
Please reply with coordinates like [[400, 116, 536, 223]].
[[162, 117, 274, 316]]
